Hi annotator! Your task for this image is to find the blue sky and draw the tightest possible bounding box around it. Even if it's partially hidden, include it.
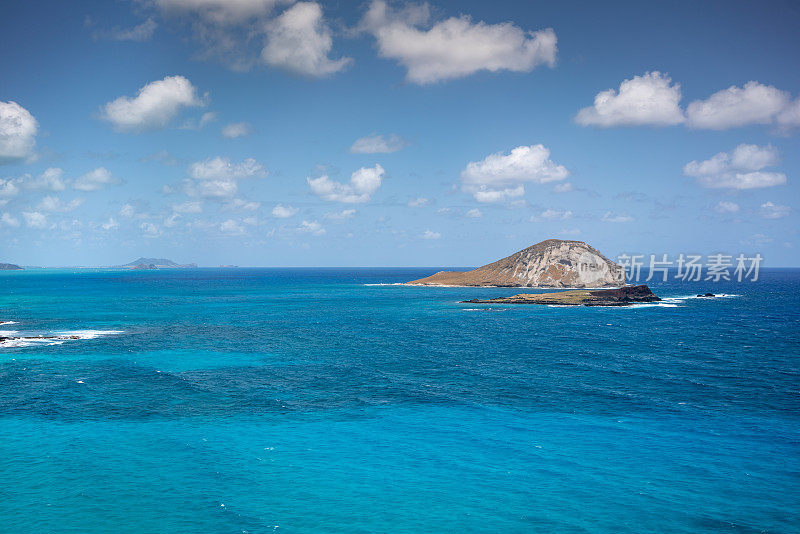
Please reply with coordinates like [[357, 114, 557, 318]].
[[1, 0, 799, 267]]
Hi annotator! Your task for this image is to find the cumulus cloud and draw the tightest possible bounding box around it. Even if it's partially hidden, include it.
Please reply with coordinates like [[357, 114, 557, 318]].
[[532, 208, 572, 221], [361, 0, 557, 84], [1, 212, 20, 227], [324, 209, 356, 221], [100, 75, 206, 132], [73, 167, 118, 191], [0, 177, 19, 198], [262, 2, 351, 77], [714, 200, 740, 214], [686, 82, 790, 130], [683, 144, 787, 190], [154, 0, 284, 23], [38, 196, 84, 213], [271, 204, 299, 218], [407, 197, 429, 207], [22, 211, 47, 229], [102, 217, 119, 230], [221, 122, 253, 138], [0, 101, 38, 162], [461, 144, 568, 202], [465, 208, 482, 218], [186, 156, 267, 199], [229, 198, 260, 211], [575, 72, 684, 127], [601, 212, 633, 223], [93, 17, 157, 42], [422, 229, 441, 239], [26, 168, 67, 191], [308, 164, 384, 203], [219, 219, 246, 235], [553, 182, 574, 193], [298, 219, 325, 235], [173, 201, 203, 213], [140, 221, 161, 237], [777, 98, 800, 128], [350, 134, 407, 154], [760, 201, 790, 219]]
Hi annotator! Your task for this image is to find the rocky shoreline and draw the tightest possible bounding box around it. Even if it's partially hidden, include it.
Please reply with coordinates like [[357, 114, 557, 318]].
[[461, 284, 661, 307]]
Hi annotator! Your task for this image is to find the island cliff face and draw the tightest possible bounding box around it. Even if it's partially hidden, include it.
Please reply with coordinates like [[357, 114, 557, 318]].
[[407, 239, 625, 288]]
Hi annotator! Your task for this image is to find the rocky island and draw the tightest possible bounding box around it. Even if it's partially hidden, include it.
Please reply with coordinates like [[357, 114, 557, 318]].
[[0, 263, 22, 270], [407, 239, 625, 288], [116, 258, 197, 269], [462, 285, 661, 307]]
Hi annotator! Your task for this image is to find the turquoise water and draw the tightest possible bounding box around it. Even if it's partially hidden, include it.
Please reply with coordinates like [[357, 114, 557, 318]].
[[0, 268, 798, 533]]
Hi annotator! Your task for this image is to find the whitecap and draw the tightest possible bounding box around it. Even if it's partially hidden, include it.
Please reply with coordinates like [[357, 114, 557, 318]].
[[0, 321, 18, 325]]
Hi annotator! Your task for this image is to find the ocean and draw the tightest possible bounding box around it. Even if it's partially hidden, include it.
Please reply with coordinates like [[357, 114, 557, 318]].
[[0, 268, 798, 533]]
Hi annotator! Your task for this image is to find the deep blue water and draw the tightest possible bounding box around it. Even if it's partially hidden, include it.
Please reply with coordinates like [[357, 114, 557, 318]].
[[0, 268, 798, 533]]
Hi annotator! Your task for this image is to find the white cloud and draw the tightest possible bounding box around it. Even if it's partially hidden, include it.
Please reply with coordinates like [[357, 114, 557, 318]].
[[0, 101, 38, 162], [262, 2, 351, 77], [229, 198, 261, 211], [163, 213, 181, 227], [461, 144, 568, 202], [38, 196, 84, 213], [324, 209, 356, 221], [575, 72, 684, 127], [22, 211, 47, 229], [422, 229, 441, 239], [173, 201, 204, 213], [298, 219, 325, 235], [777, 98, 800, 128], [601, 211, 633, 223], [102, 17, 158, 42], [533, 208, 572, 221], [407, 197, 429, 207], [219, 219, 246, 234], [686, 81, 790, 130], [155, 0, 285, 24], [140, 221, 161, 237], [1, 212, 20, 227], [180, 111, 217, 130], [350, 134, 406, 154], [119, 203, 138, 218], [559, 228, 580, 236], [221, 122, 253, 138], [683, 144, 787, 190], [714, 200, 740, 214], [26, 168, 67, 191], [0, 177, 20, 198], [101, 217, 119, 230], [465, 208, 482, 218], [73, 167, 117, 191], [186, 156, 267, 199], [553, 182, 574, 193], [361, 0, 556, 84], [308, 164, 384, 203], [760, 201, 790, 219], [271, 204, 299, 218], [100, 75, 206, 132]]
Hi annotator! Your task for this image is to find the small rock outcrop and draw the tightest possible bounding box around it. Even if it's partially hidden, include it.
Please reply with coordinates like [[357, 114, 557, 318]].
[[462, 285, 661, 307], [407, 239, 624, 288]]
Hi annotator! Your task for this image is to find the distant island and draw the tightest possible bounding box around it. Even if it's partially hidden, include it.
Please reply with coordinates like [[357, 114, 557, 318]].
[[462, 285, 661, 307], [116, 258, 197, 269], [407, 239, 625, 288], [0, 263, 22, 270]]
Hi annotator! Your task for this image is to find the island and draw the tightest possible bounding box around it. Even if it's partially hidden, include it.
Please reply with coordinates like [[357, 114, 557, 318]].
[[116, 258, 197, 269], [0, 263, 23, 270], [461, 285, 661, 307], [407, 239, 625, 288]]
